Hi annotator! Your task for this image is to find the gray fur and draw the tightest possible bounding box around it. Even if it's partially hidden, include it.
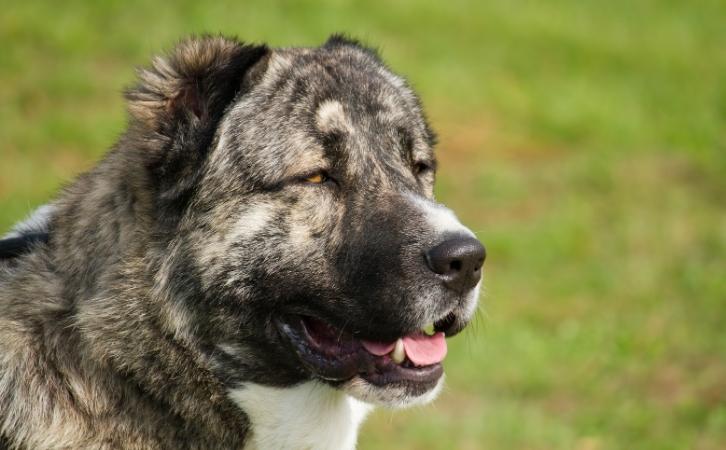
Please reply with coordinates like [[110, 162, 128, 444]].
[[0, 35, 482, 449]]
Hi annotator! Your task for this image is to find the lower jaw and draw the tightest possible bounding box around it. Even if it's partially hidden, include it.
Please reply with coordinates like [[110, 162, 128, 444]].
[[340, 371, 446, 408], [360, 362, 443, 388]]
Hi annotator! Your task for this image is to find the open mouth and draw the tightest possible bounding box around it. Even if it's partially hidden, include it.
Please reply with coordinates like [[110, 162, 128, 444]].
[[276, 314, 457, 390]]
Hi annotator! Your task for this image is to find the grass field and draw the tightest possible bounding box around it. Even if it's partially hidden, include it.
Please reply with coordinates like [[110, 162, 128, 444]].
[[1, 1, 724, 449]]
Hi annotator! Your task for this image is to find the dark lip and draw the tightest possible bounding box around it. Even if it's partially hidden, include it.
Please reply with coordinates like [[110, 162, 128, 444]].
[[275, 315, 444, 388]]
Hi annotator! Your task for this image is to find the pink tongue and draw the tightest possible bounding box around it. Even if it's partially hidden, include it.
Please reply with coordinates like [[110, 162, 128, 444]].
[[361, 332, 447, 366], [402, 332, 447, 366]]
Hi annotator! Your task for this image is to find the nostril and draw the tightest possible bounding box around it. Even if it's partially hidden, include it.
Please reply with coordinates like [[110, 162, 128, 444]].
[[449, 260, 462, 272], [473, 257, 484, 272]]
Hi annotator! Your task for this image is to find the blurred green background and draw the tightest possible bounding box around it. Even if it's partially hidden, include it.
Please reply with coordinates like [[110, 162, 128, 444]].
[[1, 1, 724, 449]]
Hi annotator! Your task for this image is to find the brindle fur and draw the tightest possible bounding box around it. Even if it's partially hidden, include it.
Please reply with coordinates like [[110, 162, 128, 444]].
[[0, 35, 480, 449]]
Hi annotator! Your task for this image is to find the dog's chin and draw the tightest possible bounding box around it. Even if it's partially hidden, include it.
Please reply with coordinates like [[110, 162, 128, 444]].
[[340, 372, 445, 408], [274, 313, 462, 408]]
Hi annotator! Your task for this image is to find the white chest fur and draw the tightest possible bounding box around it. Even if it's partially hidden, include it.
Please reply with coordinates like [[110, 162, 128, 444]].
[[229, 381, 373, 450]]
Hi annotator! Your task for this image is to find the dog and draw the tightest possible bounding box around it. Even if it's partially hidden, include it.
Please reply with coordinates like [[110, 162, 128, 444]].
[[0, 35, 485, 450]]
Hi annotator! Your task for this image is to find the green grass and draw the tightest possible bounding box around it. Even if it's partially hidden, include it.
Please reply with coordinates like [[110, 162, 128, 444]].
[[1, 1, 724, 449]]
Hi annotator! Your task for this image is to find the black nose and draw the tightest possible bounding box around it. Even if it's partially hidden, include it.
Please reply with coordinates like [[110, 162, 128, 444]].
[[425, 236, 485, 293]]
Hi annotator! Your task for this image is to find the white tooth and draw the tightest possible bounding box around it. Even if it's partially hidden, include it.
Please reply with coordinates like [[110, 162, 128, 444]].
[[423, 323, 435, 335], [391, 338, 405, 364]]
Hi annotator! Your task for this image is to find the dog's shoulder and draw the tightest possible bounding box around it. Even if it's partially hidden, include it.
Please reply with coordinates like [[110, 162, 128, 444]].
[[229, 381, 373, 450]]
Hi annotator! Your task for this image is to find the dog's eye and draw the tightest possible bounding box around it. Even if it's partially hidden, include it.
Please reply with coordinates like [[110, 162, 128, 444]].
[[413, 161, 434, 177], [301, 171, 332, 185]]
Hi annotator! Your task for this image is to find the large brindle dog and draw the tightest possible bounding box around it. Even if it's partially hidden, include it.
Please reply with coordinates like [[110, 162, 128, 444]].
[[0, 35, 485, 449]]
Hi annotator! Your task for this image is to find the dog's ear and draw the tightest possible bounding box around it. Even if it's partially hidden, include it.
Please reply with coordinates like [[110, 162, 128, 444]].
[[125, 35, 268, 135], [323, 34, 381, 59], [123, 36, 269, 230]]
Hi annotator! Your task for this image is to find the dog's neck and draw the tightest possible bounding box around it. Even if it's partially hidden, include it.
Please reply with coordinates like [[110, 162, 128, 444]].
[[29, 160, 253, 445], [229, 381, 373, 450], [71, 254, 253, 446]]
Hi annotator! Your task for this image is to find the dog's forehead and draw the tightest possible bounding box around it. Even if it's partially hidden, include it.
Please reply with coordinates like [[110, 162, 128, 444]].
[[271, 46, 431, 140], [209, 45, 434, 186]]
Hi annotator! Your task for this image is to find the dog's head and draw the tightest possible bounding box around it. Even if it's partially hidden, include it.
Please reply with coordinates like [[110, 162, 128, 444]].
[[129, 35, 485, 408]]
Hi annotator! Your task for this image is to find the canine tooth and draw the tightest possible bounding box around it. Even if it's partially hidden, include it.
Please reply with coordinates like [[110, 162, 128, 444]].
[[391, 339, 405, 364], [423, 323, 435, 335]]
